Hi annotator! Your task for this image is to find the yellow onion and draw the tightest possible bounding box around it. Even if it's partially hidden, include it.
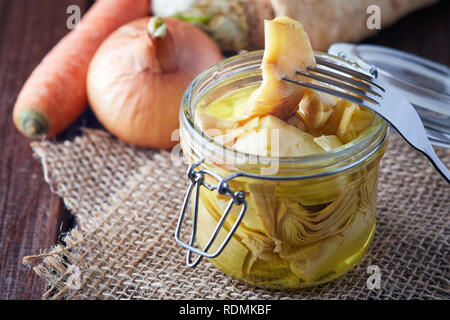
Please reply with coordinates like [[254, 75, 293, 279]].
[[87, 16, 223, 149]]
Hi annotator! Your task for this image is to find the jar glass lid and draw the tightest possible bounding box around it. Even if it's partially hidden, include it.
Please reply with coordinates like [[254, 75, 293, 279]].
[[328, 43, 450, 148]]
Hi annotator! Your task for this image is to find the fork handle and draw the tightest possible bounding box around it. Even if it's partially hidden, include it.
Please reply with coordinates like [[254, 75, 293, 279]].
[[424, 145, 450, 184]]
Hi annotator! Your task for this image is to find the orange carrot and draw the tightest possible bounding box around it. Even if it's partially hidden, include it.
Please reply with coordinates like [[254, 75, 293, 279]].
[[13, 0, 151, 138]]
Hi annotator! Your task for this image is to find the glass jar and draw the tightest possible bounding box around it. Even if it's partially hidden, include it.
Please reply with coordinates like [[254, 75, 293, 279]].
[[176, 50, 389, 289]]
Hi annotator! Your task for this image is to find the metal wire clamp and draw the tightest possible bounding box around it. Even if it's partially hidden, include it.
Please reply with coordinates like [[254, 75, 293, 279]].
[[174, 159, 247, 268]]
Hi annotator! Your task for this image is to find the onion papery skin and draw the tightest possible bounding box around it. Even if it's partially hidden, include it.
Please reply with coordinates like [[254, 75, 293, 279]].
[[87, 17, 223, 149]]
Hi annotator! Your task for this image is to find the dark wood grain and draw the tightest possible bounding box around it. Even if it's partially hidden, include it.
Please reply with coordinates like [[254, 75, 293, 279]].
[[0, 0, 448, 300], [0, 0, 89, 300], [362, 0, 450, 65]]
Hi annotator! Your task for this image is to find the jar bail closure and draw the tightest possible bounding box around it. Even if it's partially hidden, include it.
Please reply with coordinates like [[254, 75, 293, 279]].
[[175, 159, 248, 268]]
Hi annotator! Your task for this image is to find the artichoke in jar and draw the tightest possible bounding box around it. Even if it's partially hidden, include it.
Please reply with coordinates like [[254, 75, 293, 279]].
[[190, 16, 381, 288]]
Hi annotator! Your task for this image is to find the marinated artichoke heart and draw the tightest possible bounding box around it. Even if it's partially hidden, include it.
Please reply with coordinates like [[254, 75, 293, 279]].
[[193, 17, 378, 288], [239, 16, 315, 121], [195, 16, 374, 157]]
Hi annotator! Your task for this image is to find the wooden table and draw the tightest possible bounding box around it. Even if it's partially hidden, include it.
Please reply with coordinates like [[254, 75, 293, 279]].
[[0, 0, 448, 300]]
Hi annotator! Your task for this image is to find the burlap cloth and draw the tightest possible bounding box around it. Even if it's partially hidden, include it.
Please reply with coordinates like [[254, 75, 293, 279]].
[[23, 129, 449, 300]]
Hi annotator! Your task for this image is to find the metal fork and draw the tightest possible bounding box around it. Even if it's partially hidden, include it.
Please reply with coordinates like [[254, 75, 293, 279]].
[[283, 55, 449, 183]]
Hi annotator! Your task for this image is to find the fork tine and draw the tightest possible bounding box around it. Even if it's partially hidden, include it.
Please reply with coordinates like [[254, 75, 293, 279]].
[[282, 76, 377, 109], [296, 69, 380, 104], [315, 56, 385, 92], [307, 66, 384, 96]]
